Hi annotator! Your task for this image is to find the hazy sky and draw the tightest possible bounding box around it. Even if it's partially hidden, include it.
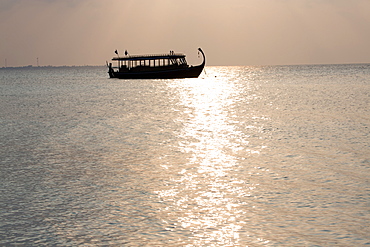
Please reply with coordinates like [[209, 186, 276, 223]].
[[1, 0, 370, 66]]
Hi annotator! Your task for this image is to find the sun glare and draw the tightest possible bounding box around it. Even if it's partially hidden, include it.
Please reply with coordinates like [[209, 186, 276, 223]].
[[154, 68, 261, 244]]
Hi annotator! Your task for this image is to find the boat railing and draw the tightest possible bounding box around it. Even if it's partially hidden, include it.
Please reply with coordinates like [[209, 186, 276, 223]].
[[112, 53, 185, 61]]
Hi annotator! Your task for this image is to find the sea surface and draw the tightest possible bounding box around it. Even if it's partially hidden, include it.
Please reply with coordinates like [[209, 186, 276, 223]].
[[0, 64, 369, 246]]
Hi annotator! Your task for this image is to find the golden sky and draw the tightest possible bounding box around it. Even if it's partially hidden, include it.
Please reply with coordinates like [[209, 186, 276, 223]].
[[1, 0, 370, 66]]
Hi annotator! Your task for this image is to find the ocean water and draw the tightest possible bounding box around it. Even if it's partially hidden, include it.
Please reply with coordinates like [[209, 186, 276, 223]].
[[0, 64, 369, 246]]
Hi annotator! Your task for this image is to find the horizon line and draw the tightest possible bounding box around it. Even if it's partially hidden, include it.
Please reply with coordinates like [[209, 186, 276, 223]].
[[1, 62, 370, 69]]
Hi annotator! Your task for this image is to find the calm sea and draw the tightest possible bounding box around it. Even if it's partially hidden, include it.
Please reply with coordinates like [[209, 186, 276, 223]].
[[1, 65, 369, 246]]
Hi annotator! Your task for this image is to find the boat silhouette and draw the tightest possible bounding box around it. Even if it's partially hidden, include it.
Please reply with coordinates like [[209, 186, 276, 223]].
[[107, 48, 205, 79]]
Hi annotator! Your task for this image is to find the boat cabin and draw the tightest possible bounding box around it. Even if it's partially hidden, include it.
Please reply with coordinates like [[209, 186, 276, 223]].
[[111, 52, 189, 72]]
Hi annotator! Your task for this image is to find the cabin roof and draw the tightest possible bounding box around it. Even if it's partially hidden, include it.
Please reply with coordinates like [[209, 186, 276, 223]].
[[112, 53, 186, 61]]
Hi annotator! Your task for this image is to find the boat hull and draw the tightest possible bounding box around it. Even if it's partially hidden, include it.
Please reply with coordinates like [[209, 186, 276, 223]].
[[109, 64, 204, 79]]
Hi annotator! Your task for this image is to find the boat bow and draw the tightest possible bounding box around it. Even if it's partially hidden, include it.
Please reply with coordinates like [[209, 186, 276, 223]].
[[198, 48, 206, 67]]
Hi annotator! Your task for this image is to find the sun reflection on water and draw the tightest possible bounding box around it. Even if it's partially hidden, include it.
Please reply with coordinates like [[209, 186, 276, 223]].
[[155, 68, 263, 245]]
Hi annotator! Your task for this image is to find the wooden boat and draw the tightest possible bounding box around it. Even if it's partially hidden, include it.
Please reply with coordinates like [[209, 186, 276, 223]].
[[107, 48, 205, 79]]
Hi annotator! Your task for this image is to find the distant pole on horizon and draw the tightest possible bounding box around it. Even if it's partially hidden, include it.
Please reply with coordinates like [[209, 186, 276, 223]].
[[37, 57, 39, 67], [5, 58, 7, 68]]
